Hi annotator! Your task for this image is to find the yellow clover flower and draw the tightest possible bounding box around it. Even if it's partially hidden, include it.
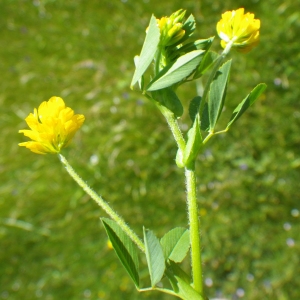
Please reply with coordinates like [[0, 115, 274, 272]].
[[19, 96, 85, 154], [216, 8, 260, 53]]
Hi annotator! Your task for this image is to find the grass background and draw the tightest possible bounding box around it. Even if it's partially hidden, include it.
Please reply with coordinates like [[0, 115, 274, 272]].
[[1, 0, 300, 299]]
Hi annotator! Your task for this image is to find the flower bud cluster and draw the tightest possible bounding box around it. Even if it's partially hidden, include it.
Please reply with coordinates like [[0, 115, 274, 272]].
[[156, 9, 186, 47]]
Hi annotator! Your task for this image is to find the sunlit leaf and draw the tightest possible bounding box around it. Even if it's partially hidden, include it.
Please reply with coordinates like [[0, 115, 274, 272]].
[[169, 38, 214, 62], [166, 263, 205, 300], [226, 83, 267, 129], [176, 276, 206, 300], [183, 114, 202, 169], [131, 15, 160, 88], [193, 50, 219, 79], [179, 14, 196, 44], [147, 50, 205, 91], [160, 227, 190, 263], [133, 56, 144, 90], [101, 218, 139, 287], [151, 88, 183, 118], [208, 60, 232, 131], [143, 228, 165, 287]]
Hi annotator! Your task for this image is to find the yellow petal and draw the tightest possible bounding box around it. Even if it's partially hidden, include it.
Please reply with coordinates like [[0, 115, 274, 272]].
[[216, 8, 260, 53], [19, 97, 85, 154]]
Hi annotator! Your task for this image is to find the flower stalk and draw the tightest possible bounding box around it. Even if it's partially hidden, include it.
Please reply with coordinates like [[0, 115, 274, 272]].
[[58, 154, 145, 253]]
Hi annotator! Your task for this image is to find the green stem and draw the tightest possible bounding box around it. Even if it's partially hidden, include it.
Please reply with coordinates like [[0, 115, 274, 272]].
[[160, 106, 186, 153], [185, 168, 203, 294], [202, 132, 214, 145], [139, 287, 180, 298], [214, 128, 229, 135], [145, 92, 186, 153], [58, 154, 145, 253], [155, 46, 165, 74], [202, 128, 229, 145], [154, 97, 203, 293]]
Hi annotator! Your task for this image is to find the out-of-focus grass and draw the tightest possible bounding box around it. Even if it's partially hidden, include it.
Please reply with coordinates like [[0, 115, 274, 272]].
[[0, 0, 300, 299]]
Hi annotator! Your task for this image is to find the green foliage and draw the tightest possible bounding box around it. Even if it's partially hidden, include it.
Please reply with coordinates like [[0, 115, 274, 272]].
[[174, 276, 205, 300], [151, 88, 183, 118], [182, 114, 202, 170], [147, 50, 205, 91], [101, 218, 140, 288], [226, 83, 267, 129], [169, 38, 214, 63], [193, 51, 219, 79], [160, 227, 190, 263], [133, 56, 145, 91], [143, 228, 166, 287], [208, 60, 232, 132], [189, 96, 202, 122], [180, 14, 196, 43], [166, 263, 205, 300], [131, 15, 160, 88]]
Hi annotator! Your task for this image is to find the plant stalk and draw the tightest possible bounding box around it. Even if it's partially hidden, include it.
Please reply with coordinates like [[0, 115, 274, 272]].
[[157, 103, 204, 293], [58, 154, 145, 253], [185, 167, 203, 294], [159, 106, 186, 153]]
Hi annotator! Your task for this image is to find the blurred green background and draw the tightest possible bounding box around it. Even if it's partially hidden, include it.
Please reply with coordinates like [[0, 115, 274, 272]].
[[1, 0, 300, 299]]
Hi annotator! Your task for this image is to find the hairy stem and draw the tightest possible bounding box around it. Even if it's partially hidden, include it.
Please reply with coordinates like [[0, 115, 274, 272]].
[[159, 106, 186, 153], [185, 168, 203, 294], [58, 154, 145, 252]]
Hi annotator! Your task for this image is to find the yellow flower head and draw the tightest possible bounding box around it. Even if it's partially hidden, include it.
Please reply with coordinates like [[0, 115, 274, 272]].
[[156, 9, 186, 47], [216, 8, 260, 53], [19, 96, 85, 154]]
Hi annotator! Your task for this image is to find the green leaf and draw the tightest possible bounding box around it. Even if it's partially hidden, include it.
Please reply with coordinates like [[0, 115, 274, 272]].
[[180, 37, 214, 54], [178, 14, 196, 44], [200, 102, 210, 131], [147, 50, 205, 91], [101, 218, 139, 287], [166, 264, 205, 300], [208, 60, 232, 131], [160, 227, 190, 263], [176, 276, 205, 300], [133, 56, 144, 90], [168, 262, 191, 285], [143, 228, 166, 287], [131, 15, 160, 88], [226, 83, 267, 129], [165, 263, 189, 295], [193, 50, 219, 79], [169, 38, 214, 63], [151, 88, 183, 118], [189, 96, 201, 122], [194, 37, 214, 51], [183, 114, 202, 169]]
